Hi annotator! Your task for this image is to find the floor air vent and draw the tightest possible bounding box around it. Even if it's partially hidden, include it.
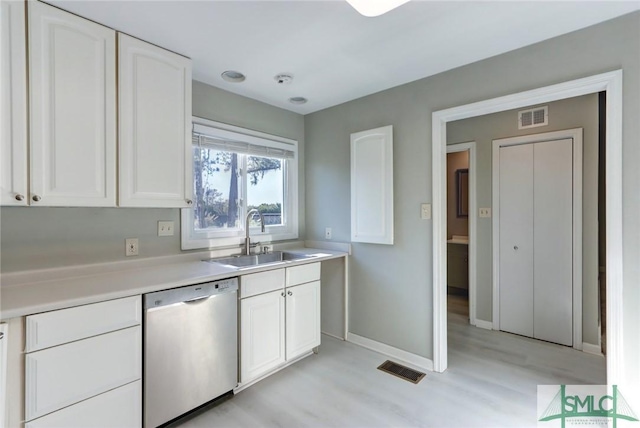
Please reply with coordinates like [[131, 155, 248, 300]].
[[377, 360, 426, 384]]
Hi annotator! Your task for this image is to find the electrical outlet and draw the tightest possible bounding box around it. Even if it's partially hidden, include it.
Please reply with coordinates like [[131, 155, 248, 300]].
[[421, 203, 432, 220], [158, 221, 174, 236], [125, 238, 139, 256], [479, 207, 492, 218], [325, 227, 332, 240]]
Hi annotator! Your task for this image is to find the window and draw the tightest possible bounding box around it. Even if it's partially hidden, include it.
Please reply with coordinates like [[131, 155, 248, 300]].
[[182, 118, 298, 250]]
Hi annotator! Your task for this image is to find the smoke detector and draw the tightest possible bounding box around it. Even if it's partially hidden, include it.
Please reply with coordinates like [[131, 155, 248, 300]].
[[274, 74, 294, 84]]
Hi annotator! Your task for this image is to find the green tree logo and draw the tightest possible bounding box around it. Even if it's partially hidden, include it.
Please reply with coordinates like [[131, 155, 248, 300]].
[[539, 385, 638, 427]]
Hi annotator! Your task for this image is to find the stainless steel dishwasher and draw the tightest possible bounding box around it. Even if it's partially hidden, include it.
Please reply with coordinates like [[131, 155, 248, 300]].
[[144, 277, 238, 428]]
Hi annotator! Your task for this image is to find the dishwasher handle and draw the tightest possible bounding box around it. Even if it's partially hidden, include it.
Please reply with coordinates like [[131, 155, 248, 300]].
[[184, 295, 211, 304]]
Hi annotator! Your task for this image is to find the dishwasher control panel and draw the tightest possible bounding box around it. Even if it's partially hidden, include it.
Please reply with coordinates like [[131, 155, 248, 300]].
[[144, 277, 239, 310]]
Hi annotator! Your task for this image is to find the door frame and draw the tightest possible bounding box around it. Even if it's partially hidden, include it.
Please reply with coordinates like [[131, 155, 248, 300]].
[[432, 70, 623, 386], [446, 142, 478, 326], [491, 129, 583, 350]]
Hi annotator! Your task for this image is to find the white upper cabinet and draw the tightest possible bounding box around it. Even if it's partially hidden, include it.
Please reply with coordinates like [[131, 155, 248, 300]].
[[1, 1, 28, 205], [351, 125, 394, 245], [28, 1, 117, 206], [118, 33, 193, 208]]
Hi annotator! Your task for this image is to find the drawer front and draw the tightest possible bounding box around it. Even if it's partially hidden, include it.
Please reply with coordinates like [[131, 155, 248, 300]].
[[25, 380, 141, 428], [25, 326, 141, 421], [240, 269, 285, 299], [26, 295, 141, 352], [286, 262, 321, 287]]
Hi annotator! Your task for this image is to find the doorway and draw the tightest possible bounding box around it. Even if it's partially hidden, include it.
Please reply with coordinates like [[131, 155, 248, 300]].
[[431, 71, 622, 384], [445, 143, 477, 326]]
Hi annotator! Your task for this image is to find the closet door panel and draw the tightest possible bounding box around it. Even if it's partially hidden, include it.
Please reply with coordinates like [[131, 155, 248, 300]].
[[498, 144, 534, 337], [533, 139, 573, 346]]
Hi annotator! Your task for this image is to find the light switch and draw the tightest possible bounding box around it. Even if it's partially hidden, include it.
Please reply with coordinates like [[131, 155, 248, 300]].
[[479, 208, 492, 218], [421, 203, 431, 220], [158, 221, 174, 236]]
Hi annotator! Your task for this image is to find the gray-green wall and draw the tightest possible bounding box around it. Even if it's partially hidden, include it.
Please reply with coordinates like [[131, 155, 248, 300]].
[[0, 81, 304, 272], [447, 94, 600, 345], [304, 11, 639, 384]]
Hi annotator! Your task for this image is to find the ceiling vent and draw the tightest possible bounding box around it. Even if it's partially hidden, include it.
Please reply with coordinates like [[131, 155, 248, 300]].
[[518, 106, 548, 129]]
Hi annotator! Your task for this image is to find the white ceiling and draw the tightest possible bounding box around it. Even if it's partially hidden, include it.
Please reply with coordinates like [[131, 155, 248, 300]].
[[50, 0, 640, 115]]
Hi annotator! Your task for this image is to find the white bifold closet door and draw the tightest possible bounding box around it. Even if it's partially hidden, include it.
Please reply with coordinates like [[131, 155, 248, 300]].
[[499, 138, 573, 346]]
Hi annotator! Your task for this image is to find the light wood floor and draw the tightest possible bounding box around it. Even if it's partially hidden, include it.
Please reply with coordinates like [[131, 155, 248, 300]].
[[174, 298, 605, 428]]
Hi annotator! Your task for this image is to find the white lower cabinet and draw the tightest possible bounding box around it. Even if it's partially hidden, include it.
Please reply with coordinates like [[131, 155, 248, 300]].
[[240, 289, 286, 382], [25, 326, 141, 421], [25, 380, 141, 428], [240, 263, 321, 384], [24, 296, 142, 427], [285, 281, 321, 361]]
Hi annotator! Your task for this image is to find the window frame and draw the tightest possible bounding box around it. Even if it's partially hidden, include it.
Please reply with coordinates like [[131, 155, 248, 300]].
[[181, 117, 299, 250]]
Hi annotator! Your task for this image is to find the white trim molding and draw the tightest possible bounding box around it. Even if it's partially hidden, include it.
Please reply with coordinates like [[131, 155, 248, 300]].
[[491, 128, 583, 351], [432, 70, 624, 386], [347, 333, 434, 373], [446, 142, 477, 326], [473, 319, 493, 331], [582, 342, 604, 357]]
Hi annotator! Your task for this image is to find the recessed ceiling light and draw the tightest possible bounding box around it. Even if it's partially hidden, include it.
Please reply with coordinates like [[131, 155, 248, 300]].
[[289, 97, 308, 105], [221, 70, 246, 83]]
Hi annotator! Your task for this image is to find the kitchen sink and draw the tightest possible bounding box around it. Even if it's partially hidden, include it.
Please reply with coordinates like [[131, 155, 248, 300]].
[[204, 251, 314, 269]]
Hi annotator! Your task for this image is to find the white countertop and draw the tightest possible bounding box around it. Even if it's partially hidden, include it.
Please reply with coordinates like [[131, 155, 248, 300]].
[[0, 246, 347, 320]]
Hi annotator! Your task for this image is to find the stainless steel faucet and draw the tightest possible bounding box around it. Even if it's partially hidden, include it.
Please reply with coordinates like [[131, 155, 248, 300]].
[[244, 209, 266, 255]]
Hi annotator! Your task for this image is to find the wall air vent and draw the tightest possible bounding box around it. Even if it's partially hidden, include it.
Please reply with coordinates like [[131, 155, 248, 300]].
[[518, 106, 548, 130]]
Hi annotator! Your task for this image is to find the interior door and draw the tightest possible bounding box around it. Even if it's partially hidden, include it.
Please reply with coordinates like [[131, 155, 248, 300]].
[[533, 139, 573, 346], [498, 144, 534, 338]]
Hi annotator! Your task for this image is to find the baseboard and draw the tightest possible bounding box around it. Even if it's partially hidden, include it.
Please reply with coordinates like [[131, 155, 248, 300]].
[[473, 319, 493, 330], [346, 332, 433, 372], [321, 331, 345, 341], [582, 342, 604, 356]]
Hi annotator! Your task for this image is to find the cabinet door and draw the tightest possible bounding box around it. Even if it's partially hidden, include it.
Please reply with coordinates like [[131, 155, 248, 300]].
[[286, 281, 321, 361], [240, 290, 285, 383], [350, 125, 394, 244], [0, 323, 7, 425], [25, 380, 141, 428], [28, 1, 116, 206], [118, 33, 192, 208], [1, 0, 28, 206]]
